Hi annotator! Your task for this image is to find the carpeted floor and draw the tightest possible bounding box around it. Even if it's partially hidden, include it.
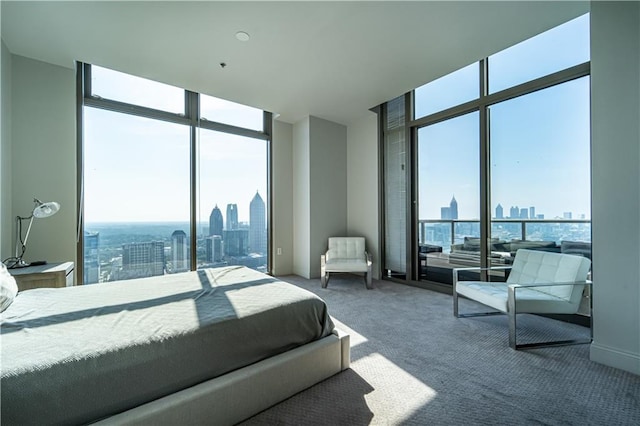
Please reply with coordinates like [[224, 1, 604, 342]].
[[240, 274, 640, 425]]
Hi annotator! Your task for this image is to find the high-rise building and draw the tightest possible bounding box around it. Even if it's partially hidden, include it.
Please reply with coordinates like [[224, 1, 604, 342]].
[[209, 205, 223, 236], [171, 230, 188, 272], [564, 212, 573, 219], [249, 191, 267, 254], [224, 229, 249, 257], [509, 206, 520, 219], [529, 206, 536, 219], [495, 204, 504, 219], [441, 207, 451, 220], [520, 208, 529, 219], [440, 195, 458, 220], [226, 204, 238, 230], [84, 231, 100, 284], [206, 235, 223, 262], [449, 196, 458, 220], [122, 241, 165, 278]]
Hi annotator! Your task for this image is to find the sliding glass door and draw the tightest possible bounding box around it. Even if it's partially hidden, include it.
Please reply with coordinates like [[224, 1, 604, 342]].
[[417, 112, 480, 284], [381, 14, 591, 288]]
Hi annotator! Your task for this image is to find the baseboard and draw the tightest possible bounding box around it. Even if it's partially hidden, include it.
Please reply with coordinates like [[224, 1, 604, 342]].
[[590, 342, 640, 376]]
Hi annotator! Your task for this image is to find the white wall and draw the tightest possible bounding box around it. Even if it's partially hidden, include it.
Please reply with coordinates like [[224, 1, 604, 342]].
[[1, 40, 12, 261], [292, 117, 311, 277], [590, 1, 640, 375], [290, 115, 347, 278], [308, 116, 347, 278], [271, 119, 294, 275], [347, 112, 380, 278], [11, 55, 76, 269]]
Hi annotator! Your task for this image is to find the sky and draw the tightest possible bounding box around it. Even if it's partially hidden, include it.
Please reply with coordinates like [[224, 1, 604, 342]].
[[84, 13, 590, 225], [415, 13, 590, 220], [84, 67, 266, 225]]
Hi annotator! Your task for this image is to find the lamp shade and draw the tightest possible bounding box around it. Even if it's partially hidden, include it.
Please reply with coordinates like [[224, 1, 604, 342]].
[[33, 201, 60, 219]]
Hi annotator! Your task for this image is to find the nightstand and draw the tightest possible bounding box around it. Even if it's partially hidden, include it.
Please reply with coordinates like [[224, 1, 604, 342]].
[[8, 262, 74, 292]]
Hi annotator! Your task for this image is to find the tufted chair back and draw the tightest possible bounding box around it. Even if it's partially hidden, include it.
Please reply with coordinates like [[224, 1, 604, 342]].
[[327, 237, 366, 261], [507, 249, 591, 303]]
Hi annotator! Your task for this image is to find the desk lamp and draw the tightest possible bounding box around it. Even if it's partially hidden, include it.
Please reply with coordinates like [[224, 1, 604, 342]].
[[5, 198, 60, 269]]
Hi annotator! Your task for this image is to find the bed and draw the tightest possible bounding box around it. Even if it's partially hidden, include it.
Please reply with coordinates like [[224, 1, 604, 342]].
[[0, 265, 350, 425]]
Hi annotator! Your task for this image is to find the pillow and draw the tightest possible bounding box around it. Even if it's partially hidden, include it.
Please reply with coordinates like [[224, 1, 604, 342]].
[[1, 262, 19, 312]]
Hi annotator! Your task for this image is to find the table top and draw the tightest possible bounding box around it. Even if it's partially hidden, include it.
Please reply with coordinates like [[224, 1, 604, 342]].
[[8, 261, 74, 276]]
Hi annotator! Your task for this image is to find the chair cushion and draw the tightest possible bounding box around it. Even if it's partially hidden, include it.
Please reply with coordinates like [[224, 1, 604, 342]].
[[456, 281, 582, 314], [325, 258, 369, 273]]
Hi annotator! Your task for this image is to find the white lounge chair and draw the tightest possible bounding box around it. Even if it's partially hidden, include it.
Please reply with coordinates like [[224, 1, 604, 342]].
[[321, 237, 372, 289], [453, 249, 592, 349]]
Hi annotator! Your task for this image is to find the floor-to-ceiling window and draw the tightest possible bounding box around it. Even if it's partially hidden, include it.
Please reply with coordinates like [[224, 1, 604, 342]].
[[80, 64, 271, 284], [382, 13, 591, 289], [418, 112, 480, 283]]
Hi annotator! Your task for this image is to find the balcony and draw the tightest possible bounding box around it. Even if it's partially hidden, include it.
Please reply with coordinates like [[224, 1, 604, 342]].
[[418, 219, 591, 285]]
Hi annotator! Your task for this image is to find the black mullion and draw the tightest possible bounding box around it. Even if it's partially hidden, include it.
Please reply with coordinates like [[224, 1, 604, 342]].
[[188, 91, 198, 271]]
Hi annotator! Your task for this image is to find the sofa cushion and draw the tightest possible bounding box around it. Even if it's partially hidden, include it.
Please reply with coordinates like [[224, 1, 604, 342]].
[[509, 240, 558, 253], [561, 240, 592, 260], [462, 237, 507, 252]]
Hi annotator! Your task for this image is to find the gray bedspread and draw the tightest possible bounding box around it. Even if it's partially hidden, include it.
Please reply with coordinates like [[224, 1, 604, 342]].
[[0, 266, 334, 425]]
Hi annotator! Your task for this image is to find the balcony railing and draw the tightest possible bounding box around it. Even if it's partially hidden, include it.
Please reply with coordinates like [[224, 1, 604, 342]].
[[419, 219, 591, 253]]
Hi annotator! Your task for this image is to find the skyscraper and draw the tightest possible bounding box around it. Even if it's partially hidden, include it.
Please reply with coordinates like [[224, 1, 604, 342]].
[[520, 208, 529, 219], [249, 191, 267, 254], [226, 204, 238, 230], [209, 205, 223, 236], [529, 206, 536, 220], [440, 195, 458, 220], [122, 241, 165, 278], [171, 230, 188, 272], [206, 235, 223, 263], [449, 196, 458, 220], [84, 231, 100, 284], [223, 229, 249, 256], [510, 206, 520, 219], [495, 204, 504, 219]]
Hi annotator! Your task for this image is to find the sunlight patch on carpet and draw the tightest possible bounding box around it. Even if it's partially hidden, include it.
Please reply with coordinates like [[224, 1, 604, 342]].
[[355, 353, 437, 424]]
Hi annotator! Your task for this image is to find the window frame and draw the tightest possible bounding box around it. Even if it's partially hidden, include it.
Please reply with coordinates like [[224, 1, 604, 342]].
[[76, 63, 272, 284], [381, 53, 590, 289]]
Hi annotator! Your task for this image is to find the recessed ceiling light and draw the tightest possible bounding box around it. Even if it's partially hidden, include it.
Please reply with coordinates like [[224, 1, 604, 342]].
[[235, 31, 250, 42]]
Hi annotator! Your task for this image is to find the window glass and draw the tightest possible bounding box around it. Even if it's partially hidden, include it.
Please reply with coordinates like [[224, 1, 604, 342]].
[[418, 112, 480, 252], [196, 129, 268, 272], [91, 65, 185, 114], [488, 14, 590, 93], [490, 76, 591, 258], [83, 108, 191, 283], [200, 94, 263, 131], [418, 112, 488, 283], [414, 62, 479, 119]]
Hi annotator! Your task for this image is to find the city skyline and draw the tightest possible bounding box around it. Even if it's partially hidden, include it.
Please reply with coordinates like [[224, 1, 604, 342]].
[[439, 194, 589, 221]]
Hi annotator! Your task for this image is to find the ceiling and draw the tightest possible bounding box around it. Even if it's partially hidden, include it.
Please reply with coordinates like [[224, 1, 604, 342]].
[[1, 1, 589, 126]]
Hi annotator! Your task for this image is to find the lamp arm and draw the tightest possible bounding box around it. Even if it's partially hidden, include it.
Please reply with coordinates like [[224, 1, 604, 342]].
[[22, 215, 36, 250]]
